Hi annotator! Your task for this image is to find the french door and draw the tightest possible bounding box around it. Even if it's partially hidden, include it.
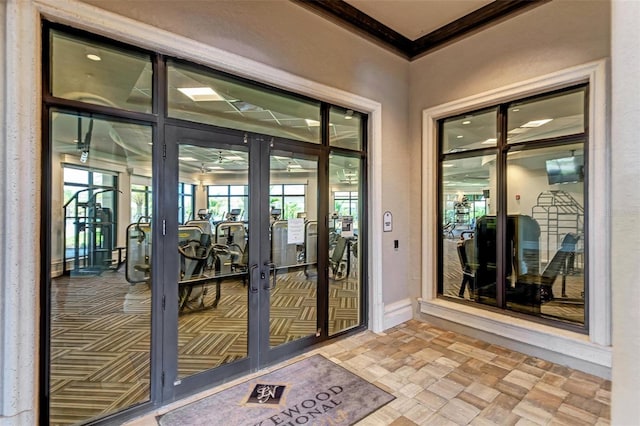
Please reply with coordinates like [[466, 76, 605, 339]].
[[162, 124, 325, 399]]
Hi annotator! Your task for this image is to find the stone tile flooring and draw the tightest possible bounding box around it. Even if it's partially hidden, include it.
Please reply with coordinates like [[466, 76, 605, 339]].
[[126, 320, 611, 426]]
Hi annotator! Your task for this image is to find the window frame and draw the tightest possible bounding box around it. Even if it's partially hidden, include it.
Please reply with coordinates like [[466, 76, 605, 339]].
[[436, 84, 588, 331], [421, 60, 610, 353]]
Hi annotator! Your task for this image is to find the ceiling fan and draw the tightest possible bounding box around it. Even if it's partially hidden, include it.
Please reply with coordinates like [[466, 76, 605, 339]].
[[338, 168, 358, 184], [200, 151, 235, 173]]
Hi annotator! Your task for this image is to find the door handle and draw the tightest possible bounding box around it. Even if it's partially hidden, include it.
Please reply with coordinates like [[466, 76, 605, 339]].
[[264, 262, 277, 290], [249, 264, 259, 293]]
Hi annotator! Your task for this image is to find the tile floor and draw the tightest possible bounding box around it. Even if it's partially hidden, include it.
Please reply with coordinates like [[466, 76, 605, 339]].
[[126, 320, 610, 426]]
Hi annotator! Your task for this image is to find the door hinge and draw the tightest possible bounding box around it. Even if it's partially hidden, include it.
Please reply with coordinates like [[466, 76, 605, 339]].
[[161, 371, 165, 386], [162, 219, 166, 235], [162, 144, 167, 159], [162, 295, 166, 310]]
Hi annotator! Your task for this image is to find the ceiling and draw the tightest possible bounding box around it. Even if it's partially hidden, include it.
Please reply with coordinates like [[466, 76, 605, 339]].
[[292, 0, 550, 60]]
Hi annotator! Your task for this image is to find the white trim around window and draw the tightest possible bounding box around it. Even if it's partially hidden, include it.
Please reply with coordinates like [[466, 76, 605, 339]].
[[420, 60, 611, 372]]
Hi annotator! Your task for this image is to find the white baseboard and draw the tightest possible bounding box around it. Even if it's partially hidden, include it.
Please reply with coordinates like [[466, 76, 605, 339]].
[[383, 298, 414, 331]]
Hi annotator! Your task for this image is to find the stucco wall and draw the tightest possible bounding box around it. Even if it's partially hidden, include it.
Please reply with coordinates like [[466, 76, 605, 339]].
[[611, 1, 640, 423], [407, 0, 611, 300], [82, 0, 413, 307], [0, 0, 6, 416], [1, 0, 39, 423]]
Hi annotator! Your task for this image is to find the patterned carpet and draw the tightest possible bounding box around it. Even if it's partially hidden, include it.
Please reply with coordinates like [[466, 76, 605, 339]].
[[49, 268, 360, 425]]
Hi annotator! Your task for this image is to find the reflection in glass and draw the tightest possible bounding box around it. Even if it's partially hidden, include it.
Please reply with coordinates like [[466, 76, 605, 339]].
[[207, 185, 248, 222], [507, 88, 586, 144], [441, 108, 497, 153], [50, 30, 153, 113], [131, 183, 152, 223], [329, 106, 363, 150], [441, 155, 497, 307], [177, 144, 250, 378], [270, 184, 306, 220], [168, 61, 321, 143], [269, 153, 318, 347], [49, 110, 152, 424], [506, 143, 585, 324], [329, 154, 362, 335]]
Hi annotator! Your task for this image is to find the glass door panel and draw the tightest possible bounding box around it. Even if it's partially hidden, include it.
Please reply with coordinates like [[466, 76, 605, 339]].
[[268, 152, 319, 348], [49, 111, 153, 425], [177, 144, 250, 378], [328, 154, 362, 335]]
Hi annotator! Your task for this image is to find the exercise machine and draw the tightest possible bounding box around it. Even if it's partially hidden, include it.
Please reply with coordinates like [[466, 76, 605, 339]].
[[125, 216, 152, 286], [63, 188, 121, 275]]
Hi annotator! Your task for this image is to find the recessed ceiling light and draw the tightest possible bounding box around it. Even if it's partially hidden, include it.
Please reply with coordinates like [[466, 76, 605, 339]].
[[462, 120, 471, 125], [177, 87, 225, 102], [207, 166, 223, 170], [344, 110, 354, 120], [178, 156, 197, 161], [442, 164, 454, 168], [288, 164, 302, 169], [482, 138, 497, 144], [456, 135, 464, 139], [86, 53, 101, 61], [512, 108, 520, 112], [521, 119, 553, 128], [305, 119, 320, 127], [224, 156, 243, 161]]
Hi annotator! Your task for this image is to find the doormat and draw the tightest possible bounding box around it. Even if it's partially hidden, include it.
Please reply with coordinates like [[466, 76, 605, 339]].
[[157, 354, 394, 426]]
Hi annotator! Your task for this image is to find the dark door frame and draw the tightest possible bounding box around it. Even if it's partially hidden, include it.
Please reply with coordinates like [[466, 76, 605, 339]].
[[161, 123, 328, 402]]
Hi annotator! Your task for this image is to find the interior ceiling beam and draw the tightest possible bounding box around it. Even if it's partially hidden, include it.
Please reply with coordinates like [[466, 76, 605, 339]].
[[291, 0, 551, 61]]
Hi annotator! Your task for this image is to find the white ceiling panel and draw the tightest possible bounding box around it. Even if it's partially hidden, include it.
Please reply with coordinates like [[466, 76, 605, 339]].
[[344, 0, 493, 40]]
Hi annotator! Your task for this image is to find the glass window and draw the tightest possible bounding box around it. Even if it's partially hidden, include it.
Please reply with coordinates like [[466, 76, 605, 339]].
[[208, 185, 228, 196], [334, 191, 359, 227], [168, 61, 321, 144], [62, 166, 120, 262], [330, 106, 364, 150], [441, 108, 497, 153], [63, 167, 88, 185], [508, 89, 586, 144], [329, 153, 362, 335], [131, 183, 152, 223], [441, 155, 497, 307], [269, 184, 307, 220], [207, 185, 249, 222], [438, 86, 587, 328], [178, 182, 195, 224], [50, 109, 153, 423], [506, 143, 585, 323], [50, 30, 153, 113]]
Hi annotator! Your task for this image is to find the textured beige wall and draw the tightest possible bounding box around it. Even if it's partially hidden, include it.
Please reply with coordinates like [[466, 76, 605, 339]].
[[611, 1, 640, 423], [407, 0, 611, 300], [81, 0, 412, 305], [0, 0, 6, 414]]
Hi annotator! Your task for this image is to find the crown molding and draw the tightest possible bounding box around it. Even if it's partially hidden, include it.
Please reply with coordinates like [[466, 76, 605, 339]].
[[292, 0, 551, 60]]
